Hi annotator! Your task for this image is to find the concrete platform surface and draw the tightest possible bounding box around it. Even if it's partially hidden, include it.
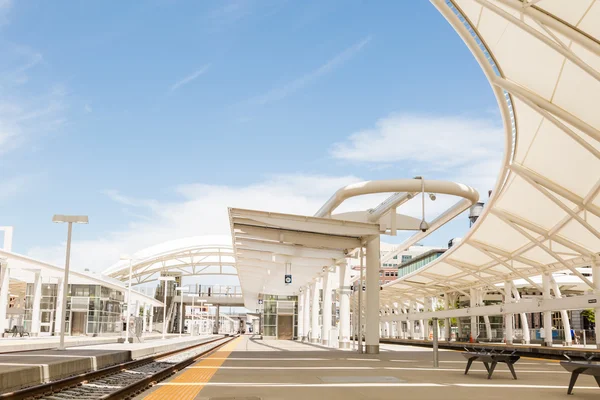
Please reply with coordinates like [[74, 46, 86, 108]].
[[72, 334, 221, 359], [136, 335, 600, 400], [0, 348, 129, 394], [0, 332, 184, 353]]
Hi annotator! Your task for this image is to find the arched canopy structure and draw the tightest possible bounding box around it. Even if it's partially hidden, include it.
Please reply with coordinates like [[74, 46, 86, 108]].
[[383, 0, 600, 301], [103, 236, 237, 285]]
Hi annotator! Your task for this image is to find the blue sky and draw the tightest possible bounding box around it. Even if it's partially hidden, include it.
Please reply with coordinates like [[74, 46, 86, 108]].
[[0, 0, 503, 272]]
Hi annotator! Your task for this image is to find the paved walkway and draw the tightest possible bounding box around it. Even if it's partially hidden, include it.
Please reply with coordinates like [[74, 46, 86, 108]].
[[138, 335, 600, 399]]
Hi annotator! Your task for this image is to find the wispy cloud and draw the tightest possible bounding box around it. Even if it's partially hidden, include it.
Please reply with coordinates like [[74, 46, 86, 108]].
[[169, 65, 210, 92], [0, 0, 12, 26], [251, 35, 372, 105]]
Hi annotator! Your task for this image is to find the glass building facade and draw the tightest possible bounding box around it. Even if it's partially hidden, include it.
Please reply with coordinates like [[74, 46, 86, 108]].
[[397, 250, 446, 278], [262, 294, 298, 339], [24, 283, 124, 336]]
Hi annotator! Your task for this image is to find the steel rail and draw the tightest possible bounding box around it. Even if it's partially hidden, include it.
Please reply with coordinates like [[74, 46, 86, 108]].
[[0, 335, 237, 400]]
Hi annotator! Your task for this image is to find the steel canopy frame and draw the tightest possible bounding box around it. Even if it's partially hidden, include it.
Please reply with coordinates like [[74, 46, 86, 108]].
[[383, 0, 600, 308]]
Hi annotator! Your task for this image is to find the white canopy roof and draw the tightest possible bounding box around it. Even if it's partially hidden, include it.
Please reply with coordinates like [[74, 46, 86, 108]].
[[103, 236, 236, 285], [383, 0, 600, 301], [0, 249, 163, 307]]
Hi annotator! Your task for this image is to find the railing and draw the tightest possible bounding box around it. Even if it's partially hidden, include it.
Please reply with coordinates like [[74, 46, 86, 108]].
[[133, 285, 243, 298]]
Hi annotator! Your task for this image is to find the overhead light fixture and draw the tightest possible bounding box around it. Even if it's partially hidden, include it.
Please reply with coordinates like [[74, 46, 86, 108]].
[[429, 193, 436, 201]]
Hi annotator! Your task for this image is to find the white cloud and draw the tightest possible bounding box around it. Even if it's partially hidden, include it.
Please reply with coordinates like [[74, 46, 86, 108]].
[[330, 113, 504, 196], [0, 0, 12, 26], [84, 104, 92, 113], [251, 35, 372, 105], [169, 65, 210, 92], [27, 174, 367, 273]]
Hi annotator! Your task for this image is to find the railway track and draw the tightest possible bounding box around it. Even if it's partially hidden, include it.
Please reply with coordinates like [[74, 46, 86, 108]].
[[1, 335, 237, 400]]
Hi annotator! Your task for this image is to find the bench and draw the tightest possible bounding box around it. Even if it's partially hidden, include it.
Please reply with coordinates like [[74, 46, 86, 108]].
[[560, 357, 600, 395], [462, 349, 520, 380], [11, 325, 30, 337]]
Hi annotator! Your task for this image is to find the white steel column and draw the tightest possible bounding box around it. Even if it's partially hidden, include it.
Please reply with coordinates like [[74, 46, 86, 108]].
[[407, 301, 414, 339], [142, 304, 148, 333], [54, 277, 63, 335], [365, 235, 380, 354], [550, 276, 572, 346], [303, 285, 311, 342], [0, 262, 9, 333], [470, 288, 477, 342], [321, 269, 333, 346], [31, 271, 42, 336], [444, 294, 451, 341], [511, 286, 530, 344], [593, 259, 600, 349], [297, 290, 305, 341], [542, 273, 553, 347], [149, 307, 154, 333], [338, 263, 351, 348], [310, 279, 321, 343], [505, 281, 514, 344]]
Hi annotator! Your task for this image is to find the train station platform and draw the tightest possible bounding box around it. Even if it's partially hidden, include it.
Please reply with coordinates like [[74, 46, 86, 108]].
[[137, 335, 600, 400], [0, 334, 221, 394], [0, 332, 184, 353]]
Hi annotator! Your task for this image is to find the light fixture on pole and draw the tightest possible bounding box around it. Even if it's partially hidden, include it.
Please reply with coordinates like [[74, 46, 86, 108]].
[[120, 255, 140, 344], [158, 276, 176, 339], [176, 286, 189, 337], [52, 215, 88, 351]]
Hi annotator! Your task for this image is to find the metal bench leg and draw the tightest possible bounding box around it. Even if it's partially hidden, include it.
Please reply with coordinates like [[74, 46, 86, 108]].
[[487, 362, 497, 379], [482, 362, 490, 373], [464, 358, 475, 375], [507, 362, 517, 380], [568, 372, 580, 395]]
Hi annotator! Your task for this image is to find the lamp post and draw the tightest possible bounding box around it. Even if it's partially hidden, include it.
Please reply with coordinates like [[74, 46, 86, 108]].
[[158, 276, 176, 339], [176, 286, 189, 337], [52, 215, 88, 351]]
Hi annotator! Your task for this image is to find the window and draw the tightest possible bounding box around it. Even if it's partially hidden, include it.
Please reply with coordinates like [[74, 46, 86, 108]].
[[401, 255, 412, 263]]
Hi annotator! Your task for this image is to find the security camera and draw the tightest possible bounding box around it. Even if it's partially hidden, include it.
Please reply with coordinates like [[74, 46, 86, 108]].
[[429, 193, 436, 201], [419, 220, 430, 232]]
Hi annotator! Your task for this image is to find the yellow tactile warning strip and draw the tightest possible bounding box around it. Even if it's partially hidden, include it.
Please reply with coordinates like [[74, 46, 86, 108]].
[[143, 337, 241, 400]]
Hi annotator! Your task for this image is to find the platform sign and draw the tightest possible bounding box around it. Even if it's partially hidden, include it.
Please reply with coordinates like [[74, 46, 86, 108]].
[[284, 274, 292, 285]]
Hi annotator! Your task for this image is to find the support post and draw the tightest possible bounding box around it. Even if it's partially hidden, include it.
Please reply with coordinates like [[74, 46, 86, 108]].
[[142, 304, 148, 333], [444, 293, 451, 341], [297, 290, 305, 341], [512, 286, 530, 344], [149, 307, 154, 334], [338, 263, 351, 349], [542, 273, 553, 347], [550, 276, 572, 346], [303, 285, 311, 342], [54, 277, 63, 335], [365, 235, 380, 354], [358, 247, 364, 353], [593, 259, 600, 349], [321, 269, 333, 347], [0, 262, 9, 333], [505, 281, 514, 345], [470, 288, 477, 342], [432, 317, 439, 368], [408, 301, 414, 339], [310, 279, 321, 343], [31, 272, 42, 336]]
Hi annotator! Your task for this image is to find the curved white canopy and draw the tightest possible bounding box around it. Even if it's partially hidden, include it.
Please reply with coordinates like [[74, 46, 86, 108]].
[[384, 0, 600, 301], [103, 236, 237, 285]]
